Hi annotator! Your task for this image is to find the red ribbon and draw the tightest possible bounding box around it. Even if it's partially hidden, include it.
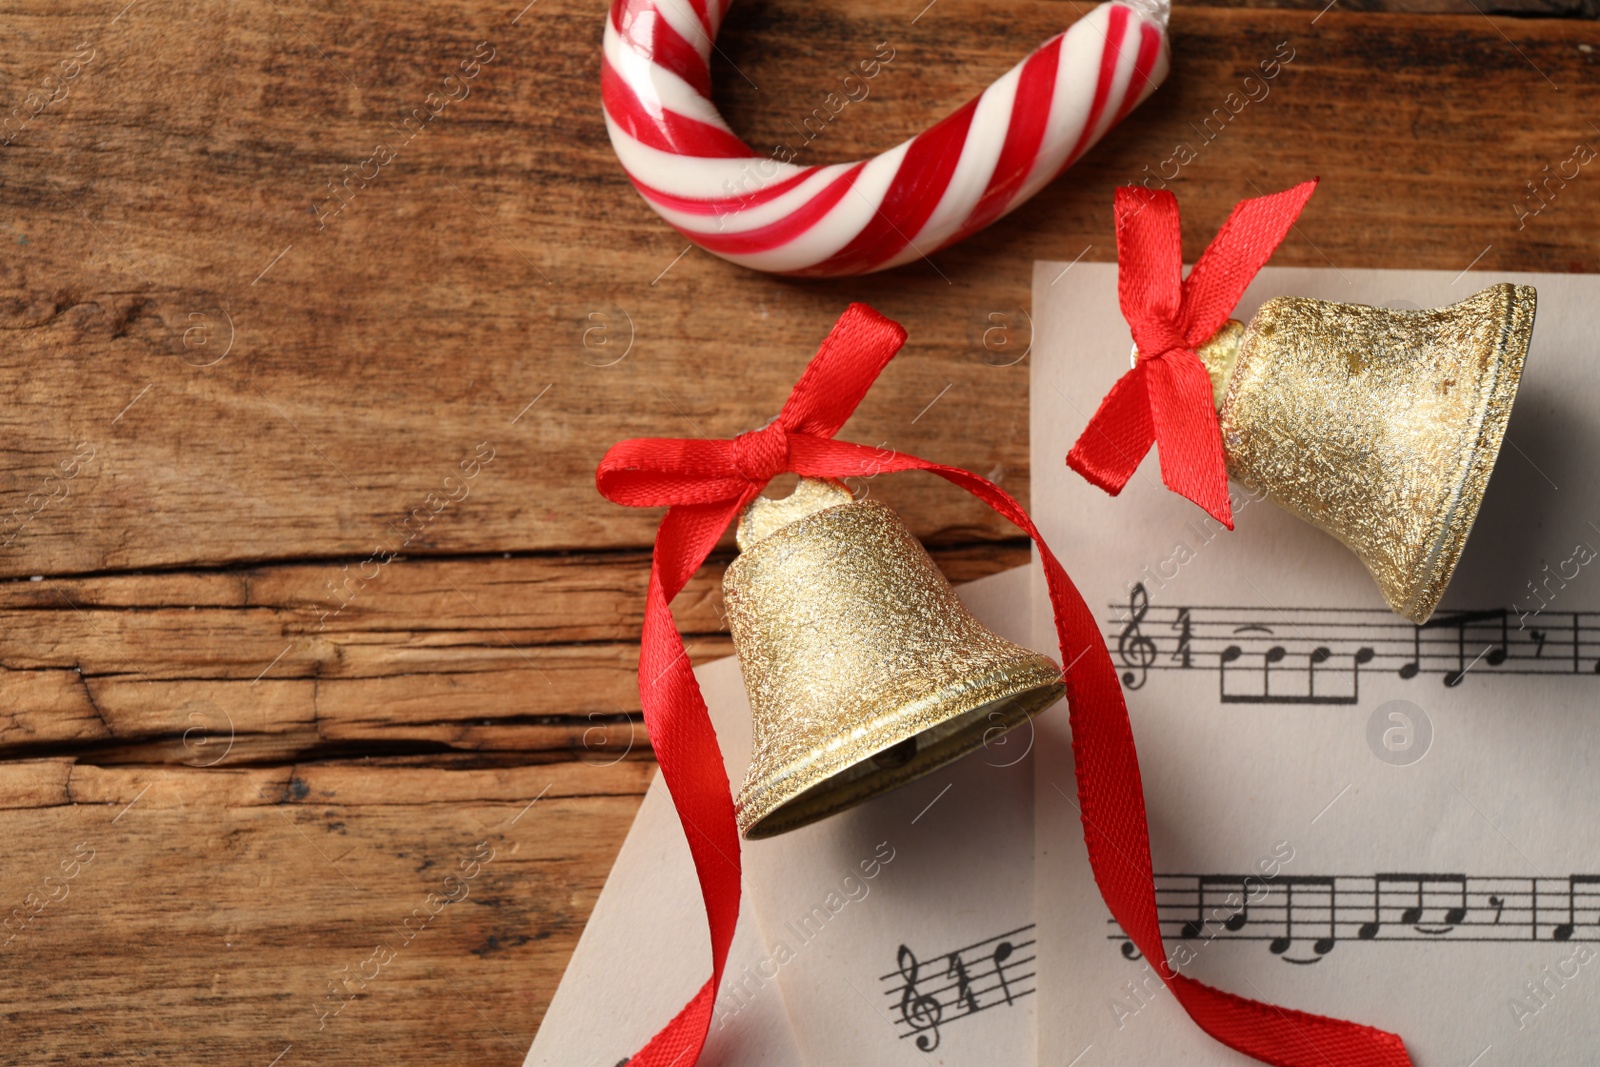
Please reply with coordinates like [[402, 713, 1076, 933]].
[[598, 303, 1411, 1067], [1067, 180, 1319, 528]]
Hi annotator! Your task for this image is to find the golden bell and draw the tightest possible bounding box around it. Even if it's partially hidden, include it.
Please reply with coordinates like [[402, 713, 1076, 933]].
[[1196, 282, 1537, 624], [723, 477, 1065, 839]]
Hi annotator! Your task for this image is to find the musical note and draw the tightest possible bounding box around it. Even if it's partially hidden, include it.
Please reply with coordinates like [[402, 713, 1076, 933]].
[[1268, 879, 1336, 963], [1551, 875, 1600, 941], [1179, 876, 1251, 939], [1307, 646, 1332, 697], [1433, 610, 1509, 687], [992, 942, 1017, 1005], [1406, 875, 1467, 933], [1218, 631, 1376, 705], [895, 945, 942, 1050], [1357, 874, 1467, 939], [1216, 630, 1267, 703], [1264, 644, 1287, 697], [1400, 623, 1422, 680], [1314, 644, 1371, 703], [1118, 584, 1157, 689], [1357, 876, 1381, 941]]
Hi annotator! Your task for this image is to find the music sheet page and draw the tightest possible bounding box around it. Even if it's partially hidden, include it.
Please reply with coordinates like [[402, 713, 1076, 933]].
[[1030, 264, 1600, 1066], [737, 566, 1045, 1066]]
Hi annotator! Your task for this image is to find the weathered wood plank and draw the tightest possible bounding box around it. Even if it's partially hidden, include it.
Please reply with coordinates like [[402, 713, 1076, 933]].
[[0, 544, 1028, 762], [2, 2, 1595, 582], [0, 759, 649, 1064]]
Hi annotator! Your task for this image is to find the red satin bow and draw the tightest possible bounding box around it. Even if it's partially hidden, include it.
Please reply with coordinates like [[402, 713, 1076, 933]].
[[1067, 180, 1319, 528], [597, 303, 1410, 1067]]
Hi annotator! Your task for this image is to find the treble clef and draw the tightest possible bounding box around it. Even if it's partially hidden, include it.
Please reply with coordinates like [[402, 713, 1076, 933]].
[[896, 944, 942, 1051], [1117, 583, 1157, 689]]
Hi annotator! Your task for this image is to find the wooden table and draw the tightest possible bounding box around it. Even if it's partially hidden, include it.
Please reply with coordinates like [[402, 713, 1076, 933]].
[[2, 0, 1595, 1061]]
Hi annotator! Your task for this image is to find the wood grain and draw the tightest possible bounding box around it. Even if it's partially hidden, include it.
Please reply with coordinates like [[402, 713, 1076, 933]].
[[3, 0, 1599, 1062], [0, 758, 650, 1064], [3, 0, 1595, 578], [0, 543, 1024, 764]]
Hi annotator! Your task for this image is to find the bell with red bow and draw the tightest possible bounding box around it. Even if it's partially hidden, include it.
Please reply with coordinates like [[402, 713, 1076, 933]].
[[1068, 180, 1537, 623], [599, 305, 1413, 1067], [596, 306, 1071, 842]]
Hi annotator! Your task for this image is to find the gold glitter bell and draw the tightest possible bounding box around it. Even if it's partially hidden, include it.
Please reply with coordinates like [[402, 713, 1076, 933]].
[[723, 478, 1065, 839], [1197, 282, 1537, 624]]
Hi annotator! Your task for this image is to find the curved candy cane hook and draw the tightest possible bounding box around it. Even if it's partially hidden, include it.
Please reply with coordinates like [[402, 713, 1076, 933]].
[[601, 0, 1171, 277]]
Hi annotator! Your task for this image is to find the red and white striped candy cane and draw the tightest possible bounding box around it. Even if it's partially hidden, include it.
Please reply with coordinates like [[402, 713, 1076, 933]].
[[602, 0, 1170, 277]]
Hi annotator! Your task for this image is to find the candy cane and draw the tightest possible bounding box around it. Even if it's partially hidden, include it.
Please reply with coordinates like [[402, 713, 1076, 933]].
[[601, 0, 1170, 277]]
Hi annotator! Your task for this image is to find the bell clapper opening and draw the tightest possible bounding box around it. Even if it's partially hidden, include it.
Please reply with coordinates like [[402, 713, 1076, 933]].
[[871, 736, 917, 769]]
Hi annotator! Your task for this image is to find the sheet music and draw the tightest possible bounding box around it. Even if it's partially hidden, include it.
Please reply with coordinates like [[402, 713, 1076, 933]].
[[882, 923, 1038, 1050], [1030, 264, 1600, 1065], [1107, 598, 1600, 700], [1118, 872, 1600, 951], [732, 566, 1043, 1066]]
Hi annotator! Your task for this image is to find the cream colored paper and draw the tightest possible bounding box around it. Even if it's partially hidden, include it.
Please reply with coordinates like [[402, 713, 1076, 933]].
[[524, 769, 804, 1067], [530, 567, 1044, 1067], [1030, 264, 1600, 1066], [525, 666, 805, 1066], [737, 566, 1043, 1066]]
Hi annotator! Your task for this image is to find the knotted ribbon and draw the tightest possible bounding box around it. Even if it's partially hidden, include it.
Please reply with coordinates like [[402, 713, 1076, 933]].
[[1067, 180, 1319, 528], [598, 303, 1411, 1067]]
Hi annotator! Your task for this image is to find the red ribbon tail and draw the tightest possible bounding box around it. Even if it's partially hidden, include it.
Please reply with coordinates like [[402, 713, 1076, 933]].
[[1066, 364, 1155, 497], [627, 503, 747, 1067], [1182, 178, 1320, 343], [1171, 975, 1412, 1067], [625, 979, 717, 1067], [1145, 353, 1233, 528], [776, 303, 907, 438]]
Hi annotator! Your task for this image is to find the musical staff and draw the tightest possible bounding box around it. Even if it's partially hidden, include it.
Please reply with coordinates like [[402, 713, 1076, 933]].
[[883, 924, 1035, 1048], [1108, 873, 1600, 961], [1107, 584, 1600, 702]]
